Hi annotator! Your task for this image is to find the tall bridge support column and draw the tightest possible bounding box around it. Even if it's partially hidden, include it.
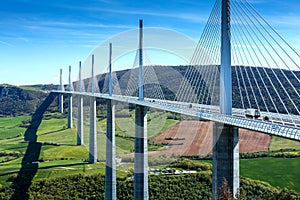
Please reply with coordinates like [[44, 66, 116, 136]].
[[105, 100, 116, 200], [212, 123, 239, 199], [77, 62, 84, 145], [77, 95, 83, 145], [134, 105, 148, 200], [89, 97, 97, 163], [59, 69, 64, 113], [67, 66, 73, 128], [213, 0, 239, 198], [59, 94, 64, 113], [89, 54, 97, 164], [67, 94, 73, 128]]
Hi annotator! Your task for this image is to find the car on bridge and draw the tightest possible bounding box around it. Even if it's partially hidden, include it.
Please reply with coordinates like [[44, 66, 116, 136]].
[[245, 108, 260, 118]]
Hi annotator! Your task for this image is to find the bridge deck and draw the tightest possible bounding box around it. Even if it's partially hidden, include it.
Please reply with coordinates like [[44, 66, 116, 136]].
[[51, 90, 300, 141]]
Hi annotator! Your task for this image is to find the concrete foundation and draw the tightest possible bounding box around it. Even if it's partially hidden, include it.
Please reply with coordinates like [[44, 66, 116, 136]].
[[105, 100, 116, 200], [89, 97, 97, 164], [212, 123, 239, 199], [77, 95, 84, 145], [134, 105, 148, 200]]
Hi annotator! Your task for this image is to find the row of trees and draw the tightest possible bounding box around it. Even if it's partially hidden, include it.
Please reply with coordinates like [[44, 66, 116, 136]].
[[0, 172, 298, 199]]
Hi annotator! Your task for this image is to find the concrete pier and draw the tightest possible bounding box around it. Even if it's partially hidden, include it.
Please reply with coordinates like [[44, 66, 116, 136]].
[[77, 62, 84, 145], [105, 100, 116, 200], [212, 123, 239, 199], [134, 105, 148, 200], [134, 20, 148, 200], [67, 66, 73, 128], [67, 94, 73, 128], [59, 94, 63, 113], [89, 96, 97, 163], [89, 55, 97, 164], [59, 69, 63, 113], [212, 0, 240, 199]]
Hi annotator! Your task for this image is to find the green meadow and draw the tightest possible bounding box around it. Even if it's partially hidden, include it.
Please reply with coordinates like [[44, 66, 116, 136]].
[[241, 157, 300, 193], [0, 113, 299, 194], [0, 112, 178, 187]]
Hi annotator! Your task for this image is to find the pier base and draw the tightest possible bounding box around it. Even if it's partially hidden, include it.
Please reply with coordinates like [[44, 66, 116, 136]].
[[212, 123, 239, 199], [77, 96, 84, 145], [89, 97, 97, 164], [134, 105, 148, 200], [105, 100, 116, 200]]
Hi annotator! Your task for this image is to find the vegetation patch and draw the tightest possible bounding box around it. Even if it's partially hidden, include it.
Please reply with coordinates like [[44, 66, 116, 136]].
[[241, 157, 300, 193], [0, 172, 298, 200]]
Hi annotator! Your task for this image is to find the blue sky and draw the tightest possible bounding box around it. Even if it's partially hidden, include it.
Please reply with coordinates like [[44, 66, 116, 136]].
[[0, 0, 299, 85]]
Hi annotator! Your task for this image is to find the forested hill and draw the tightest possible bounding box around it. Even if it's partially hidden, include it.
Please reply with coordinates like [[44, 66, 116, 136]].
[[95, 65, 300, 115], [0, 84, 57, 116], [2, 65, 300, 116]]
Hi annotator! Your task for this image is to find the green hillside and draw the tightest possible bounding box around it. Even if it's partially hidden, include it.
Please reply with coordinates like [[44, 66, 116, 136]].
[[0, 84, 58, 116]]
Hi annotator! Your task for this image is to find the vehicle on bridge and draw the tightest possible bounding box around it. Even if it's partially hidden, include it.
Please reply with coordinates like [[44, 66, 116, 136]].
[[245, 108, 260, 118]]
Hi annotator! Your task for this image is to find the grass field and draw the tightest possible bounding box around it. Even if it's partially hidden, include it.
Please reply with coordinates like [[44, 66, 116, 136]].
[[241, 157, 300, 193], [270, 135, 300, 151], [0, 115, 99, 186], [0, 116, 30, 140], [0, 113, 299, 194], [0, 111, 178, 187]]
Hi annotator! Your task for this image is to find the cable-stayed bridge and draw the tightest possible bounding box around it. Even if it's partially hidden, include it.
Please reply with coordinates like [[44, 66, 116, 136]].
[[46, 0, 300, 199]]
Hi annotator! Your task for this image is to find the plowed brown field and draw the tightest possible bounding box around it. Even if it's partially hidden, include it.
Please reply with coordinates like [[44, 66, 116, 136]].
[[150, 120, 271, 156]]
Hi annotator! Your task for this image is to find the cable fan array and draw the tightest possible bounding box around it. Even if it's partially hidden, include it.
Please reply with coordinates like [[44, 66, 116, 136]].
[[72, 0, 300, 128], [231, 0, 300, 125], [176, 0, 300, 126]]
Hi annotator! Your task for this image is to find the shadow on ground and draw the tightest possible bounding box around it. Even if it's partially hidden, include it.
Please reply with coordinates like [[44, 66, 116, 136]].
[[10, 93, 57, 200]]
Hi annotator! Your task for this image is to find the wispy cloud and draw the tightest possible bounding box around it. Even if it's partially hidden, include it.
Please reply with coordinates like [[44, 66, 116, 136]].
[[0, 40, 13, 47], [16, 37, 29, 43], [35, 21, 135, 29], [14, 19, 135, 44], [246, 0, 266, 4], [268, 15, 300, 27], [99, 8, 207, 23], [63, 5, 207, 23]]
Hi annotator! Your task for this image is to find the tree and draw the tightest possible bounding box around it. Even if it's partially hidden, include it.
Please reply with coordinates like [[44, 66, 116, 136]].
[[217, 179, 232, 200]]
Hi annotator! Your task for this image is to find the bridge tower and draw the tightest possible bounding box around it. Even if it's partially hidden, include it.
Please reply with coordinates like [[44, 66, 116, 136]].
[[134, 19, 148, 200], [59, 69, 63, 113], [68, 65, 73, 128], [212, 0, 239, 199], [105, 43, 117, 200], [89, 55, 97, 164], [77, 61, 84, 145]]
